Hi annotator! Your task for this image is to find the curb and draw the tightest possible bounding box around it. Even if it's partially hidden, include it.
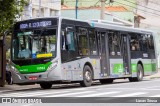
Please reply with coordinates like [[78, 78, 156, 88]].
[[150, 77, 160, 79]]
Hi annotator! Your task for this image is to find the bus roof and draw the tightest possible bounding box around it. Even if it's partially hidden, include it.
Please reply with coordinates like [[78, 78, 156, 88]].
[[17, 16, 154, 35]]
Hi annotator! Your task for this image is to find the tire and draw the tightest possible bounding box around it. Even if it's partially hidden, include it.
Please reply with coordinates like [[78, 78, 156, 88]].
[[40, 82, 52, 89], [129, 64, 143, 82], [99, 79, 113, 84], [80, 65, 93, 87]]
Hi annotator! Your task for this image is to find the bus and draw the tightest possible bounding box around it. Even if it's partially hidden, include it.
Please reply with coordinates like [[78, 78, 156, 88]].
[[10, 17, 157, 89]]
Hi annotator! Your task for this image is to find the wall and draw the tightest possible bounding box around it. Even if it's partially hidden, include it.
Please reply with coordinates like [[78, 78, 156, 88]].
[[136, 0, 160, 68], [21, 0, 61, 20]]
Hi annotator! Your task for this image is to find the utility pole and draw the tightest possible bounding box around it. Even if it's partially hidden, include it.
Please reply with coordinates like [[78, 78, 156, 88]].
[[100, 0, 106, 20], [39, 0, 41, 17], [75, 0, 78, 19]]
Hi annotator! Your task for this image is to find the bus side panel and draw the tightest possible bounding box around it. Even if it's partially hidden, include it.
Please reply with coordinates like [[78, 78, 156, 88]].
[[109, 59, 125, 78], [61, 60, 82, 81], [130, 59, 157, 77], [61, 57, 101, 81], [142, 59, 157, 76], [130, 59, 139, 77]]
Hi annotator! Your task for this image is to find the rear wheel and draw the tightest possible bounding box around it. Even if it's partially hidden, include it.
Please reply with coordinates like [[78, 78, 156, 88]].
[[80, 65, 93, 87], [99, 79, 113, 84], [40, 82, 52, 89], [129, 64, 143, 82]]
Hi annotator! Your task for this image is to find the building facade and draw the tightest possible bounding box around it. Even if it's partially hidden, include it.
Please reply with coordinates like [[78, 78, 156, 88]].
[[62, 0, 137, 25], [20, 0, 61, 20], [136, 0, 160, 67]]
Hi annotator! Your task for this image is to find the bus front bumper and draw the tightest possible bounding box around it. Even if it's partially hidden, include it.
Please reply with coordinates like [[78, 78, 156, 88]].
[[11, 70, 61, 84]]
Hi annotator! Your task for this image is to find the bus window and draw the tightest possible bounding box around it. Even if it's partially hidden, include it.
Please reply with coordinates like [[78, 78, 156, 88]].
[[147, 34, 154, 50], [61, 25, 78, 63], [130, 33, 140, 51], [61, 26, 76, 51], [16, 32, 32, 59], [32, 29, 57, 58], [139, 34, 148, 52], [108, 31, 122, 56], [89, 29, 97, 55], [66, 31, 75, 51], [77, 27, 89, 55]]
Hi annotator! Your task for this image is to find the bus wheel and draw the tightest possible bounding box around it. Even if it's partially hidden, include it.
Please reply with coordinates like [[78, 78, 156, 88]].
[[129, 64, 143, 82], [80, 65, 93, 87], [99, 79, 113, 84], [40, 82, 52, 89]]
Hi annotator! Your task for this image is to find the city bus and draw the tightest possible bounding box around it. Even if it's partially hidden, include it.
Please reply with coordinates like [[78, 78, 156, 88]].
[[10, 17, 157, 89]]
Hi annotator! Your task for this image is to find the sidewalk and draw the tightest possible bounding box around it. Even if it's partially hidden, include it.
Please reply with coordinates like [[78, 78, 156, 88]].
[[144, 69, 160, 79]]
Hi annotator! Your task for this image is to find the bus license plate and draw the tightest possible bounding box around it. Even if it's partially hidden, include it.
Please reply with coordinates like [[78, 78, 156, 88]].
[[29, 76, 38, 80]]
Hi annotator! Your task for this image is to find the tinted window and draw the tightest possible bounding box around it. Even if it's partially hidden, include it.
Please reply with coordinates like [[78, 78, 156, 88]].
[[108, 31, 122, 56], [89, 29, 97, 55], [77, 27, 89, 55], [130, 33, 140, 51]]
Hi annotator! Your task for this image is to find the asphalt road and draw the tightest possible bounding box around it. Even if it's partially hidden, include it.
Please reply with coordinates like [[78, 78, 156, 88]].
[[1, 78, 160, 97], [0, 78, 160, 106]]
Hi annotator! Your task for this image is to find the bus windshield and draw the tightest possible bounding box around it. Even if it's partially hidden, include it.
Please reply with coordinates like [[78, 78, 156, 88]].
[[12, 28, 57, 60]]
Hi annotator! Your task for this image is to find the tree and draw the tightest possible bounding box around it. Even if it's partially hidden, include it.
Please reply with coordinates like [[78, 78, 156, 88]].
[[0, 0, 28, 37], [61, 0, 64, 5]]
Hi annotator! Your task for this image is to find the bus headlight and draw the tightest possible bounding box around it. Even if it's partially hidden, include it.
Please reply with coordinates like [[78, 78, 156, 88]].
[[47, 60, 58, 71], [11, 66, 18, 73]]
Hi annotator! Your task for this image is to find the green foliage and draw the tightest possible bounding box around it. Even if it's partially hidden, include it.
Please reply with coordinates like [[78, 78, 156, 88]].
[[61, 0, 64, 5], [0, 0, 29, 36]]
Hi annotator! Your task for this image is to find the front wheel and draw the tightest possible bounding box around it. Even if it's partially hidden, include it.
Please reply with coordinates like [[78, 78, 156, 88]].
[[80, 65, 93, 87], [129, 64, 143, 82], [40, 82, 52, 89]]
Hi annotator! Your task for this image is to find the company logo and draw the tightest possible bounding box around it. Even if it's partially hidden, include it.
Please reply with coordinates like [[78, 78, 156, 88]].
[[2, 98, 11, 103]]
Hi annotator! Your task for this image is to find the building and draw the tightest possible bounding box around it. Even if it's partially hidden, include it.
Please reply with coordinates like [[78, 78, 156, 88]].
[[62, 0, 143, 27], [136, 0, 160, 68], [20, 0, 61, 20]]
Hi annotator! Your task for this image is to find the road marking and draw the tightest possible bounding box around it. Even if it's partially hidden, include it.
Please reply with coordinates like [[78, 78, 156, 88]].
[[76, 91, 120, 97], [0, 91, 71, 97], [111, 92, 147, 97], [21, 104, 33, 106], [44, 91, 95, 97], [19, 91, 73, 97], [150, 95, 160, 97]]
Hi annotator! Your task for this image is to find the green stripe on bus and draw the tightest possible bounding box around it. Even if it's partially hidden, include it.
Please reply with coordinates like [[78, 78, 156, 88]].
[[113, 64, 124, 73], [113, 63, 156, 73], [143, 63, 157, 72], [15, 62, 52, 74]]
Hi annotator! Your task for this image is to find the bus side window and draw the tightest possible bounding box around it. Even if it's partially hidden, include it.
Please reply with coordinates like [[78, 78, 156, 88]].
[[147, 34, 154, 50], [139, 34, 148, 52], [89, 29, 97, 55], [66, 31, 75, 51], [108, 31, 122, 56], [77, 27, 89, 55], [61, 29, 75, 51], [130, 33, 140, 51]]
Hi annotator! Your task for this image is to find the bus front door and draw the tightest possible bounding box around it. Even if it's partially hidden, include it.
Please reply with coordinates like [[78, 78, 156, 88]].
[[122, 34, 131, 75], [97, 32, 110, 76]]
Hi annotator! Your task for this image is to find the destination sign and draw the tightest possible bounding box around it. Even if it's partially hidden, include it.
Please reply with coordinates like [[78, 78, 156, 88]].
[[20, 21, 52, 29]]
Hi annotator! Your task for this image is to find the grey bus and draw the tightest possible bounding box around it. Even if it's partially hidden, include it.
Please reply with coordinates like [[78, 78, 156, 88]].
[[10, 17, 157, 89]]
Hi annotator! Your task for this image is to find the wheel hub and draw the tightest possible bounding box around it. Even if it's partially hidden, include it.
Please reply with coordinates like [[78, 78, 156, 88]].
[[85, 71, 91, 82]]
